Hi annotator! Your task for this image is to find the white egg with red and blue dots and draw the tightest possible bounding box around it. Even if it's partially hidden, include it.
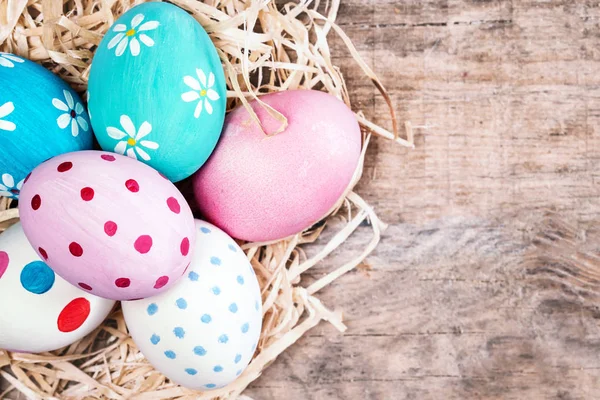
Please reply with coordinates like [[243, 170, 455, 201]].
[[0, 222, 114, 353], [122, 220, 262, 390], [0, 52, 93, 200]]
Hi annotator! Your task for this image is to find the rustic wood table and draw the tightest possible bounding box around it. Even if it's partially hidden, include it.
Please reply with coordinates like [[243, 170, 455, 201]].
[[247, 1, 600, 399]]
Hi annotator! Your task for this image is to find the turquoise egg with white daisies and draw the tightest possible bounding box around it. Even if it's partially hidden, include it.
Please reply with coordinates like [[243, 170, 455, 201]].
[[0, 53, 93, 200], [88, 2, 227, 182]]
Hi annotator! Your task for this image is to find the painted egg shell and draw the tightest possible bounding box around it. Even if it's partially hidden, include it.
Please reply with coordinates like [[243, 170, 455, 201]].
[[18, 150, 196, 301], [0, 222, 114, 353], [122, 220, 262, 390], [88, 2, 227, 182], [193, 90, 362, 242], [0, 52, 93, 200]]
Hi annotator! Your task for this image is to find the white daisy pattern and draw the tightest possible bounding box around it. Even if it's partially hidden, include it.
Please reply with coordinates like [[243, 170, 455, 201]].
[[107, 14, 159, 57], [52, 90, 89, 137], [0, 102, 16, 132], [107, 115, 159, 161], [0, 53, 24, 68], [181, 68, 220, 118], [86, 91, 92, 121], [0, 173, 23, 199]]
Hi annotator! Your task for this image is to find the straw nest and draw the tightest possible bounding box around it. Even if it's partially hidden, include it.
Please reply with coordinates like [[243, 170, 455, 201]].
[[0, 0, 412, 398]]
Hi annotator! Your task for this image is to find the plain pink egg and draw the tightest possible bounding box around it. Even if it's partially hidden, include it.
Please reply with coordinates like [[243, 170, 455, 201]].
[[19, 151, 196, 300], [193, 90, 362, 242]]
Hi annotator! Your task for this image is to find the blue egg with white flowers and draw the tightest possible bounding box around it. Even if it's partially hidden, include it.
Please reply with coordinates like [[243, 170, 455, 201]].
[[88, 2, 227, 182], [0, 53, 93, 200]]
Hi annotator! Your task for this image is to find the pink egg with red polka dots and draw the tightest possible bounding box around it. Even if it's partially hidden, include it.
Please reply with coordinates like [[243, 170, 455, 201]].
[[19, 150, 196, 301]]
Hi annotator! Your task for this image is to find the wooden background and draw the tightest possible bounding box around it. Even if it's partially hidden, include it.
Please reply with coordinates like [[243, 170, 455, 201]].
[[247, 1, 600, 399]]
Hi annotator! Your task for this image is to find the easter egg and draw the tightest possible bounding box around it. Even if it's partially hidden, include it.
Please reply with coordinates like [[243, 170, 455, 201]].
[[18, 150, 196, 301], [88, 2, 227, 182], [0, 222, 114, 353], [122, 220, 262, 390], [0, 52, 92, 200], [192, 90, 362, 242]]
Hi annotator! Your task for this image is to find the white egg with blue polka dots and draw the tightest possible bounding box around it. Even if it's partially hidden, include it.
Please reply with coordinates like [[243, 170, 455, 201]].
[[122, 219, 262, 390]]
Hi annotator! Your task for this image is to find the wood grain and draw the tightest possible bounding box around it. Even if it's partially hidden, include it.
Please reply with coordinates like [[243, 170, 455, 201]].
[[246, 1, 600, 399]]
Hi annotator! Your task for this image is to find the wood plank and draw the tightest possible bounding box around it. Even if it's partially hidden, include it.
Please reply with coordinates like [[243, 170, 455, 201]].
[[248, 218, 600, 399], [326, 0, 600, 225]]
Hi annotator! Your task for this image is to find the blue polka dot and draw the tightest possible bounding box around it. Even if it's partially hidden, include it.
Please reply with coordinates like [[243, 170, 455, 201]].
[[237, 275, 244, 285], [164, 350, 176, 359], [20, 261, 55, 294], [213, 365, 223, 373], [173, 327, 185, 339], [185, 368, 197, 375], [194, 346, 207, 356], [235, 354, 242, 364], [200, 227, 211, 234], [218, 334, 229, 344], [236, 370, 242, 376], [205, 384, 216, 389], [210, 256, 221, 266], [255, 300, 260, 311], [188, 271, 199, 281], [150, 334, 160, 345], [176, 298, 187, 309], [229, 303, 238, 313], [241, 323, 249, 333], [228, 244, 237, 252], [201, 314, 212, 323], [212, 286, 221, 295], [147, 303, 158, 316]]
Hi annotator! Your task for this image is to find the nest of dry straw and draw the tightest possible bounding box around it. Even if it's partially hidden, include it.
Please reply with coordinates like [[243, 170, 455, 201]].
[[0, 0, 412, 398]]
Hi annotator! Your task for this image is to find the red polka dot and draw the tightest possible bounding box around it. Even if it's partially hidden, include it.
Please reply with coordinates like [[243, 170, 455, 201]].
[[154, 276, 169, 289], [115, 277, 130, 288], [57, 297, 90, 333], [104, 221, 117, 236], [78, 282, 92, 291], [69, 242, 83, 257], [180, 237, 190, 256], [31, 194, 41, 210], [0, 251, 8, 279], [134, 235, 152, 254], [125, 179, 139, 192], [38, 247, 48, 260], [80, 187, 94, 201], [167, 197, 180, 214], [57, 161, 73, 172], [24, 172, 31, 183], [101, 154, 116, 162]]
